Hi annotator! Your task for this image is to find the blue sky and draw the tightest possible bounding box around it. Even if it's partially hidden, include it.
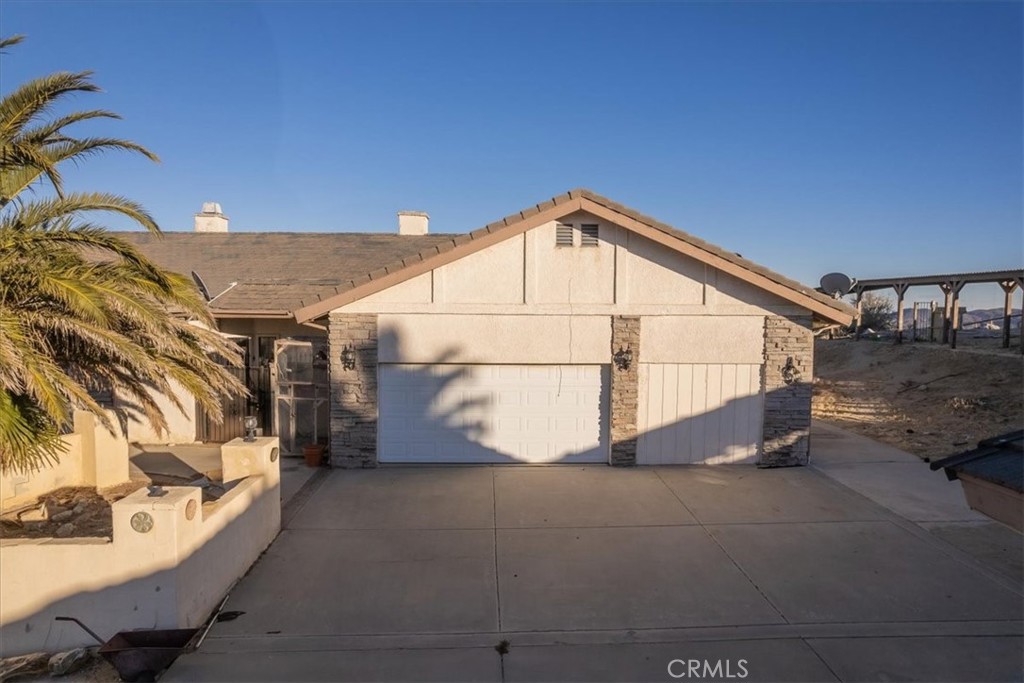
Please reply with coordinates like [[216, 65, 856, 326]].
[[3, 1, 1021, 310]]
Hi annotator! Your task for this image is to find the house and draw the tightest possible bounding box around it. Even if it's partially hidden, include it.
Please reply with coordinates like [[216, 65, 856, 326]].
[[125, 189, 854, 466], [119, 206, 453, 451]]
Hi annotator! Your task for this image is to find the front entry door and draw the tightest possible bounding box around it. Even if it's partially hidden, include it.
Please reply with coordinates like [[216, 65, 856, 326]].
[[272, 338, 331, 455]]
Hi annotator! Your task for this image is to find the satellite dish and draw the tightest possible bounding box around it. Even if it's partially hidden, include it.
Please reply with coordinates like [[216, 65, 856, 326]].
[[820, 272, 853, 299], [191, 270, 211, 302]]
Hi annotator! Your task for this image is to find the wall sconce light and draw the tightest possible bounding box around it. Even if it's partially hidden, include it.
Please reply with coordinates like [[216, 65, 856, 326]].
[[341, 344, 357, 371], [613, 345, 633, 372], [781, 356, 801, 385], [243, 415, 258, 442]]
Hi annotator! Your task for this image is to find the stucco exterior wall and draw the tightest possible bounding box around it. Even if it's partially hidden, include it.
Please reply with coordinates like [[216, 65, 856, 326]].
[[622, 230, 707, 305], [119, 378, 197, 444], [528, 215, 618, 304], [340, 211, 801, 317], [377, 314, 766, 367], [713, 270, 797, 307], [441, 236, 525, 304], [358, 272, 432, 304], [378, 314, 610, 364], [641, 316, 765, 364]]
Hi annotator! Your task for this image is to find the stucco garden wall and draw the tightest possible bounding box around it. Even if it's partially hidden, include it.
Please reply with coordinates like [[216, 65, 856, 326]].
[[1, 410, 130, 511], [0, 438, 280, 657]]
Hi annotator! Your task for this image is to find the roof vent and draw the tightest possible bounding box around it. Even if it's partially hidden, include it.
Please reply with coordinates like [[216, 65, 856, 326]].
[[398, 211, 429, 235], [195, 202, 228, 233], [556, 223, 574, 247]]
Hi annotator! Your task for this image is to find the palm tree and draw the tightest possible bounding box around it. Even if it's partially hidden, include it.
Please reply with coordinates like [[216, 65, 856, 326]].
[[0, 35, 246, 473]]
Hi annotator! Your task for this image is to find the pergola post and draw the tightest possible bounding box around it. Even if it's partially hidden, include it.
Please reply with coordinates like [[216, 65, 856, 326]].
[[1018, 277, 1024, 355], [949, 280, 965, 349], [940, 283, 953, 344], [854, 288, 864, 340], [850, 270, 1023, 350], [894, 283, 909, 344], [999, 280, 1018, 349]]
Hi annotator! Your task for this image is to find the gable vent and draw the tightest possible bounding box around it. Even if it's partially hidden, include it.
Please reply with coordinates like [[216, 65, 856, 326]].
[[581, 224, 599, 247], [556, 223, 574, 247]]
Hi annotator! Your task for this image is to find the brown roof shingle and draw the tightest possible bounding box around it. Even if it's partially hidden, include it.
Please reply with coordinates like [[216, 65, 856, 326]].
[[118, 232, 456, 313], [122, 189, 855, 325]]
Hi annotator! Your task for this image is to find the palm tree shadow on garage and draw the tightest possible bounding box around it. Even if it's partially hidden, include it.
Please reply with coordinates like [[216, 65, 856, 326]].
[[337, 328, 808, 466]]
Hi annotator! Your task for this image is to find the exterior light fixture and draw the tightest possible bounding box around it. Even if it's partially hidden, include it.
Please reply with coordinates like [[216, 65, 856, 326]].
[[781, 356, 801, 385], [341, 344, 357, 371], [243, 415, 258, 442], [613, 345, 633, 372]]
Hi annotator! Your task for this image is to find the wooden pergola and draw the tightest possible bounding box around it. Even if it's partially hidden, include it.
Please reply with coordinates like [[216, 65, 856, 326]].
[[852, 269, 1024, 352]]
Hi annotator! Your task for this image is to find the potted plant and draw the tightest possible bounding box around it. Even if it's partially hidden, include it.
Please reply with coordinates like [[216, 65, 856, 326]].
[[302, 443, 326, 468]]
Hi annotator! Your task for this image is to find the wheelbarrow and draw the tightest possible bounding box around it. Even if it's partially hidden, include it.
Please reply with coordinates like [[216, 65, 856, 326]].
[[55, 617, 199, 682]]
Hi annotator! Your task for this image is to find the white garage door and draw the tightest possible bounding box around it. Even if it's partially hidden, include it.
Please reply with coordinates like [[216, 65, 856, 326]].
[[638, 363, 763, 465], [379, 364, 609, 464]]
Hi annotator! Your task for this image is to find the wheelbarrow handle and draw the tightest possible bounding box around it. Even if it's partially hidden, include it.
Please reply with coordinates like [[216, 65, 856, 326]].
[[54, 616, 105, 645]]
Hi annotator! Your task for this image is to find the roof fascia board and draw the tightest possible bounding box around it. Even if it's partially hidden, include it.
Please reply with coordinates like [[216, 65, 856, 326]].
[[578, 198, 852, 326], [211, 310, 294, 319], [293, 197, 584, 322]]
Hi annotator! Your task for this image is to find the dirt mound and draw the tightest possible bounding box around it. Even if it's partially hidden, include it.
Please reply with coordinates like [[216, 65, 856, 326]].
[[813, 339, 1023, 460]]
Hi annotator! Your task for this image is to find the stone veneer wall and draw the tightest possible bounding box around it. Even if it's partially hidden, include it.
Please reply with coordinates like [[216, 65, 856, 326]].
[[609, 315, 641, 466], [328, 313, 378, 468], [761, 315, 814, 467]]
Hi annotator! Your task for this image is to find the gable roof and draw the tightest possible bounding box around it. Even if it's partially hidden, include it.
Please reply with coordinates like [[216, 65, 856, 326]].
[[293, 189, 855, 325], [119, 232, 457, 316]]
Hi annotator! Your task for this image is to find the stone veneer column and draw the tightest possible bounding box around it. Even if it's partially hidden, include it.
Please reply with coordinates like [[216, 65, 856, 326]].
[[609, 315, 641, 466], [761, 315, 814, 467], [328, 313, 378, 468]]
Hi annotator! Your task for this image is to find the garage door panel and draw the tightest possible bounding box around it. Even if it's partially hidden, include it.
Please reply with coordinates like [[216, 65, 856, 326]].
[[379, 364, 608, 464], [638, 363, 763, 465]]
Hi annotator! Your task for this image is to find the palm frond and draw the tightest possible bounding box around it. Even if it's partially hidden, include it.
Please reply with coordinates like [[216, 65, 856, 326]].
[[0, 70, 98, 142], [7, 192, 160, 233], [0, 35, 26, 52], [0, 38, 246, 472]]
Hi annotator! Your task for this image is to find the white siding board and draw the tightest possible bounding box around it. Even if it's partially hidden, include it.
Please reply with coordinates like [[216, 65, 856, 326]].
[[690, 365, 707, 462], [677, 364, 694, 466], [717, 364, 738, 464], [663, 365, 679, 466], [637, 362, 764, 465]]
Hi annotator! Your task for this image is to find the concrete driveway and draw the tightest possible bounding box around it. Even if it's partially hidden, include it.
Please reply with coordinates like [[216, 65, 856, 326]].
[[168, 433, 1023, 682]]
